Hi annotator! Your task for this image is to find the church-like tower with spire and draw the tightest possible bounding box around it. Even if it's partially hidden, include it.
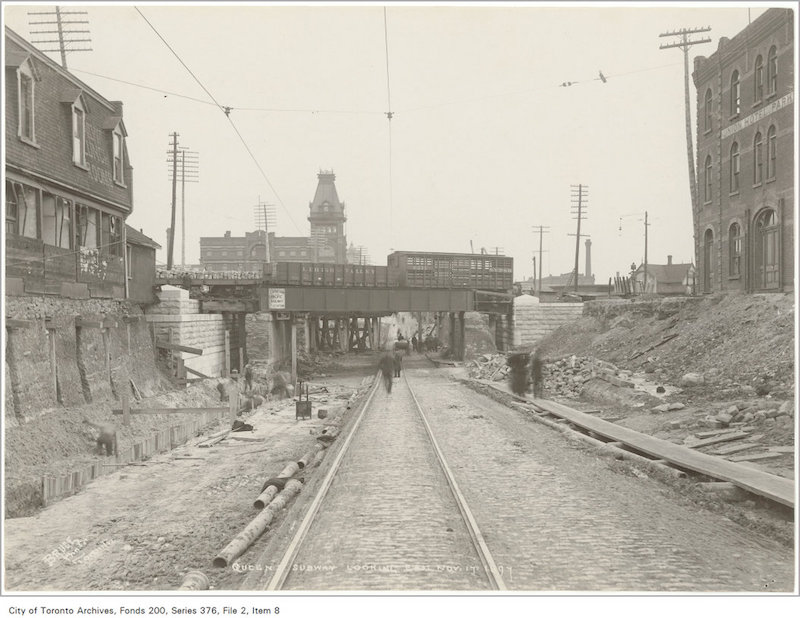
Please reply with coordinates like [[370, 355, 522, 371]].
[[307, 170, 347, 263]]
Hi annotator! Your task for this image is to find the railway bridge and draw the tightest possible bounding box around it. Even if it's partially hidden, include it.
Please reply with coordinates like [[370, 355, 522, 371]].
[[154, 263, 513, 381]]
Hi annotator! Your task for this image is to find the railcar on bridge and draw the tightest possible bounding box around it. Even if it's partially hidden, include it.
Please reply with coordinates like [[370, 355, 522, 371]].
[[387, 251, 513, 291]]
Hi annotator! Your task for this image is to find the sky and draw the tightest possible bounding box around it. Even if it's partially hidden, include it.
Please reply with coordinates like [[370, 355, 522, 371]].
[[2, 1, 784, 282]]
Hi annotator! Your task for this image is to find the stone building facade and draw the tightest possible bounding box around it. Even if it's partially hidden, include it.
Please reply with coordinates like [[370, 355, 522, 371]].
[[692, 8, 794, 293]]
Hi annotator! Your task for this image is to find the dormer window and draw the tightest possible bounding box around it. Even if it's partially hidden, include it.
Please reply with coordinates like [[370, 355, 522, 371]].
[[72, 97, 86, 167], [113, 127, 124, 184]]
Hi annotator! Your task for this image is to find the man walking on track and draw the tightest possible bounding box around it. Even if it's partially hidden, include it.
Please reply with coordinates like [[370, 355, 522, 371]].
[[379, 352, 394, 393]]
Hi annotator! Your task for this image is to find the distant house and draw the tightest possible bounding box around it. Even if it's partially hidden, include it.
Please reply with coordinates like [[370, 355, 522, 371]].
[[633, 256, 696, 296], [126, 226, 160, 303], [5, 27, 133, 299]]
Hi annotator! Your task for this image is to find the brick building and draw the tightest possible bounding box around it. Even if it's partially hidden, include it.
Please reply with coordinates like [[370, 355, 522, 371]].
[[199, 170, 348, 271], [692, 8, 794, 293], [5, 27, 135, 299]]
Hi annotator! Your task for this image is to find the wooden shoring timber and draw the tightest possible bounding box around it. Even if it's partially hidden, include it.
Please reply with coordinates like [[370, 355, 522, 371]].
[[213, 479, 303, 568], [112, 407, 228, 415], [6, 318, 37, 329], [156, 341, 204, 355]]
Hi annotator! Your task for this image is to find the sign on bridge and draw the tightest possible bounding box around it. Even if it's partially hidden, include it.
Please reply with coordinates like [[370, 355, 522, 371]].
[[268, 288, 286, 310]]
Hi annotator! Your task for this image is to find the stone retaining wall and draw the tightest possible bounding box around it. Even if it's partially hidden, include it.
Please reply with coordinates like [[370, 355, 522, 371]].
[[144, 286, 230, 377], [513, 295, 584, 347]]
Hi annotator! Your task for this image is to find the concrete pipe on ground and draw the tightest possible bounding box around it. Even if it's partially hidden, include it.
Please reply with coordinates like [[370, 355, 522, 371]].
[[253, 484, 279, 509], [214, 478, 303, 568]]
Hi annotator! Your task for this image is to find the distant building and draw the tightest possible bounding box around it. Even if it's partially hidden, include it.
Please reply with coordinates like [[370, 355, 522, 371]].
[[633, 256, 696, 296], [693, 8, 794, 293], [5, 27, 134, 299], [198, 170, 348, 271], [199, 230, 269, 272]]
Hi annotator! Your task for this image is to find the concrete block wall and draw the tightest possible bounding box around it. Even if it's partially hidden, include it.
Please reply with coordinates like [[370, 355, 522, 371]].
[[513, 295, 584, 347], [144, 286, 229, 377], [4, 296, 162, 425]]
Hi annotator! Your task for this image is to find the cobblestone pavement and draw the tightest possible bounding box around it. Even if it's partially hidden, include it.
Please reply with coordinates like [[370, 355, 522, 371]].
[[406, 362, 794, 592], [282, 374, 491, 590]]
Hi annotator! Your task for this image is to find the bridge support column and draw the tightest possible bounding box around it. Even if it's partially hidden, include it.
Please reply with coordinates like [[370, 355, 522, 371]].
[[448, 312, 456, 357], [457, 311, 465, 361], [340, 319, 349, 353], [303, 318, 311, 354], [291, 317, 297, 387]]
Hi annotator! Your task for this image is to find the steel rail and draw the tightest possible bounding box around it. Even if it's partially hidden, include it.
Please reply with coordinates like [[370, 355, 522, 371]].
[[402, 372, 508, 591], [264, 373, 382, 590]]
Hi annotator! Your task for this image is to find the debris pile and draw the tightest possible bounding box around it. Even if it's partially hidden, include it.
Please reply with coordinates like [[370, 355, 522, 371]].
[[471, 352, 644, 399]]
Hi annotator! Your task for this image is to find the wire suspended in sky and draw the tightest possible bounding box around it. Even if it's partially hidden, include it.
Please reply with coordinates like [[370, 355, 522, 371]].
[[383, 6, 394, 249], [134, 6, 301, 234]]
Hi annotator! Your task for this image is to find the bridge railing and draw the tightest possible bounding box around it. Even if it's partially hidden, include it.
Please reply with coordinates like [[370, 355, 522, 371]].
[[156, 269, 262, 281]]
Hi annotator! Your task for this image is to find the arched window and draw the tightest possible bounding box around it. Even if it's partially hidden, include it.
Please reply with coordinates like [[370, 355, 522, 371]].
[[766, 125, 777, 179], [753, 132, 763, 185], [729, 222, 742, 277], [730, 70, 740, 115], [755, 208, 779, 289], [767, 46, 778, 94], [704, 89, 713, 131], [704, 155, 713, 202], [703, 228, 714, 293], [754, 55, 764, 102], [729, 142, 740, 193]]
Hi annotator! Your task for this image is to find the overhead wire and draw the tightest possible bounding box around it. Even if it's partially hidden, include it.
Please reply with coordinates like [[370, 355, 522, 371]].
[[383, 6, 394, 250], [134, 6, 301, 234]]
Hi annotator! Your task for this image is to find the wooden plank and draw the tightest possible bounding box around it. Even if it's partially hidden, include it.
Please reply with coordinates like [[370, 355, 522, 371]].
[[728, 452, 784, 462], [112, 406, 228, 415], [688, 432, 748, 449], [228, 435, 264, 442], [768, 446, 796, 454], [122, 391, 130, 426], [532, 397, 794, 508], [185, 366, 211, 379], [75, 318, 103, 328], [5, 318, 37, 328], [713, 442, 761, 456], [695, 428, 747, 439], [156, 341, 204, 355]]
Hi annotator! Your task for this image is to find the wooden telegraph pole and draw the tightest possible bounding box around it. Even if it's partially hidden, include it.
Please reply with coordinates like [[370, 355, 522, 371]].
[[569, 185, 589, 293], [659, 27, 711, 271]]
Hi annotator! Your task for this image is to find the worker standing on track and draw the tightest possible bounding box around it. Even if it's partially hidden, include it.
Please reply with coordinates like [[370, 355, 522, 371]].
[[379, 351, 394, 393]]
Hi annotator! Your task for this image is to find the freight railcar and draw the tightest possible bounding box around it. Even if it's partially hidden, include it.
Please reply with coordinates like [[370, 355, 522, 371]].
[[264, 262, 390, 287], [387, 251, 513, 291]]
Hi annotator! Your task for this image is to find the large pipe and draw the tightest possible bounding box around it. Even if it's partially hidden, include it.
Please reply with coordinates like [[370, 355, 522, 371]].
[[214, 479, 303, 568], [177, 571, 209, 591], [253, 484, 279, 509]]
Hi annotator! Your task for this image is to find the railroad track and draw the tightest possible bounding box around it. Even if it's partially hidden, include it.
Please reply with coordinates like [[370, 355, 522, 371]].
[[263, 371, 506, 591]]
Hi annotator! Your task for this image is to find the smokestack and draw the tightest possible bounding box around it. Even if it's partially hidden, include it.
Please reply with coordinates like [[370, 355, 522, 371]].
[[667, 255, 673, 265], [585, 238, 592, 278]]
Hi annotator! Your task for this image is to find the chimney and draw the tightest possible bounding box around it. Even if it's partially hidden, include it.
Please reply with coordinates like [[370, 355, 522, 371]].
[[667, 255, 673, 265], [584, 239, 592, 278]]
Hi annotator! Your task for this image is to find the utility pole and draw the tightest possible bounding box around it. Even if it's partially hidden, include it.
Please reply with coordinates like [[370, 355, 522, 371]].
[[643, 210, 649, 294], [167, 147, 198, 267], [28, 6, 92, 69], [659, 26, 711, 272], [254, 199, 277, 262], [531, 225, 550, 296], [167, 133, 179, 270], [569, 184, 589, 293]]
